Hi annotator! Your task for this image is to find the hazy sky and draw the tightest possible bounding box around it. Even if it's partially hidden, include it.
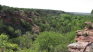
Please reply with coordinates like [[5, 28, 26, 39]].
[[0, 0, 93, 13]]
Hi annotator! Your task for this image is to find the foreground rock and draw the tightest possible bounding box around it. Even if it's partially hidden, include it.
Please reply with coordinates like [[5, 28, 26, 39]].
[[68, 22, 93, 52]]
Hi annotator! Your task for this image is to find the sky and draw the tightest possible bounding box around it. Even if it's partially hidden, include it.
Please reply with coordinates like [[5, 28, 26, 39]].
[[0, 0, 93, 13]]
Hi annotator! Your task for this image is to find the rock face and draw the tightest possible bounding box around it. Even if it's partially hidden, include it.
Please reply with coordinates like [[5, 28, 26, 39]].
[[68, 22, 93, 52], [32, 24, 40, 34]]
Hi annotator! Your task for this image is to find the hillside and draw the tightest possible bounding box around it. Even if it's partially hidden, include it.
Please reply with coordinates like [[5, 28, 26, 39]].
[[0, 5, 93, 52], [0, 5, 68, 37]]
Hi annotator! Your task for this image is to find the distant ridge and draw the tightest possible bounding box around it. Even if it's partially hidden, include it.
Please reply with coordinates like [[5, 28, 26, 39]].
[[67, 12, 91, 15]]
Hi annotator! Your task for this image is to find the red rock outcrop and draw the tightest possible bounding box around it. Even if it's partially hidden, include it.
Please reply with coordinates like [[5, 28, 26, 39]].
[[68, 22, 93, 52], [0, 10, 32, 23]]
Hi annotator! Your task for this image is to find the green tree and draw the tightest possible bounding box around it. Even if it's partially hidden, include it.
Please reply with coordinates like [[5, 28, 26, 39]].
[[0, 34, 8, 48], [11, 17, 17, 23], [0, 34, 20, 52], [0, 5, 2, 11], [21, 19, 32, 31], [0, 20, 4, 34], [9, 32, 33, 49], [34, 31, 63, 52], [14, 29, 22, 36]]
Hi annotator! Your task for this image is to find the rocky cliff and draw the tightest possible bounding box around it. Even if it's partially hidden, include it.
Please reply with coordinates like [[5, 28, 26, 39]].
[[68, 22, 93, 52], [0, 10, 40, 35]]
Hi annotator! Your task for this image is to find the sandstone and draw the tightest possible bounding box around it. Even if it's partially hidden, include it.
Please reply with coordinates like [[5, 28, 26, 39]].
[[68, 22, 93, 52]]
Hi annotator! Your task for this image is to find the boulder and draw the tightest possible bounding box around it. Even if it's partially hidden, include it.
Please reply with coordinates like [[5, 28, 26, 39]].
[[68, 43, 84, 49], [84, 22, 93, 29], [87, 30, 93, 36], [76, 30, 88, 36]]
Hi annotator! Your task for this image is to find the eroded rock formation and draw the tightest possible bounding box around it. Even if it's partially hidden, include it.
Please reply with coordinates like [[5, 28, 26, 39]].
[[68, 22, 93, 52], [32, 24, 40, 34]]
